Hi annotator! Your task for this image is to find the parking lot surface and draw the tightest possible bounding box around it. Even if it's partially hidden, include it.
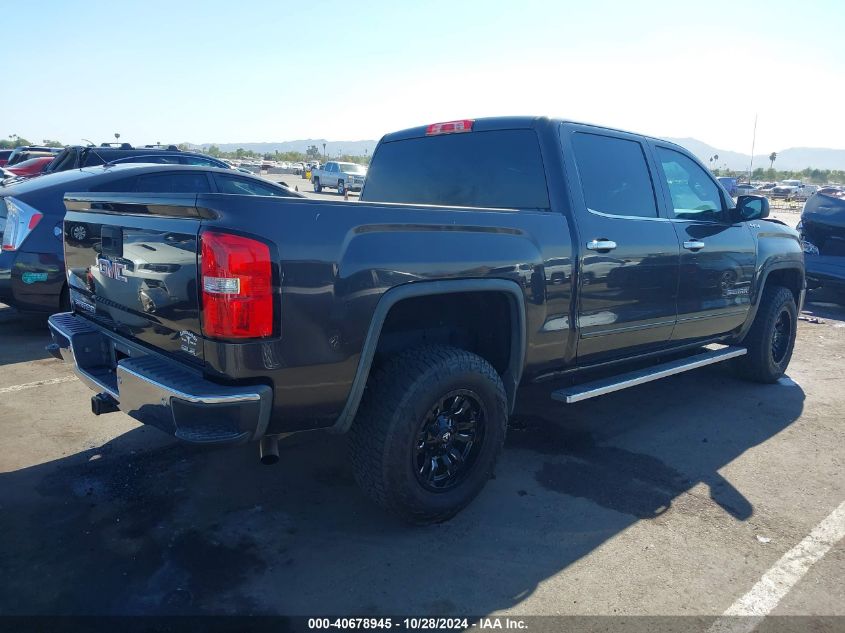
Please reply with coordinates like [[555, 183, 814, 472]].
[[0, 260, 843, 617]]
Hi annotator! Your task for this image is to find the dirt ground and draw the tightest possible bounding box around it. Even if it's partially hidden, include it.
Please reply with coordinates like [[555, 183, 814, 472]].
[[0, 289, 842, 619]]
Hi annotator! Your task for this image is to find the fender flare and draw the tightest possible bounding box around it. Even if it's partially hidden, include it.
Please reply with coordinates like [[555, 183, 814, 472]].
[[736, 261, 805, 341], [330, 278, 527, 434]]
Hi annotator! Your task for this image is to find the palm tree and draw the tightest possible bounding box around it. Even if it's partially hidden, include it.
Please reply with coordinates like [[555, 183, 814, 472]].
[[769, 152, 777, 169]]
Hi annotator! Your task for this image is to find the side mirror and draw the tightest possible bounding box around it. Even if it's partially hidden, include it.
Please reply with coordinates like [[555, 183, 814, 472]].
[[733, 195, 769, 222]]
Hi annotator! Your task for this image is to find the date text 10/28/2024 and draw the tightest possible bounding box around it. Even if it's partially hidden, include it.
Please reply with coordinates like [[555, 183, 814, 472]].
[[308, 618, 528, 630]]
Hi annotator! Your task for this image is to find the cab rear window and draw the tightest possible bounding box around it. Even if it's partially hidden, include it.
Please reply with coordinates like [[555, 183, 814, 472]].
[[363, 129, 550, 209]]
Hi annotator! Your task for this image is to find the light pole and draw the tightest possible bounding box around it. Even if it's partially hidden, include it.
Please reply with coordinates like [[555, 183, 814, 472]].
[[322, 142, 326, 162], [114, 133, 121, 145]]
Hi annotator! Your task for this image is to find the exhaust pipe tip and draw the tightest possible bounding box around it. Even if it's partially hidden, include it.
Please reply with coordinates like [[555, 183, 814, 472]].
[[259, 435, 280, 465]]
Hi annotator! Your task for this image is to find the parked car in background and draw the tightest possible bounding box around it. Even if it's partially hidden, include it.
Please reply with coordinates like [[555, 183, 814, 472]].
[[0, 164, 303, 314], [7, 147, 61, 166], [716, 176, 738, 197], [5, 156, 55, 179], [771, 179, 807, 200], [48, 116, 802, 524], [44, 143, 231, 173], [311, 161, 368, 195], [736, 182, 758, 195], [0, 150, 13, 167], [799, 190, 845, 295]]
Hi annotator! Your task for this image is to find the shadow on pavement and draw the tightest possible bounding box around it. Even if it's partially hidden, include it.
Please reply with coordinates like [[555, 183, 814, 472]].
[[0, 365, 804, 616], [802, 289, 845, 321], [0, 307, 52, 367]]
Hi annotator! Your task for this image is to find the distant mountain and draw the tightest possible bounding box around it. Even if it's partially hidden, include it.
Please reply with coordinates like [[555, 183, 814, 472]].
[[185, 139, 378, 157], [665, 137, 845, 172]]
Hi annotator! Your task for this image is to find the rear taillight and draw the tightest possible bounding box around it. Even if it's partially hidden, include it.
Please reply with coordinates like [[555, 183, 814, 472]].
[[200, 231, 274, 339], [2, 197, 43, 251], [425, 119, 474, 136]]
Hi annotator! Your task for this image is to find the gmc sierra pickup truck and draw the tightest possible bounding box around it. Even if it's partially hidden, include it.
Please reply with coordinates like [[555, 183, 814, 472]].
[[311, 161, 368, 195], [48, 117, 804, 524]]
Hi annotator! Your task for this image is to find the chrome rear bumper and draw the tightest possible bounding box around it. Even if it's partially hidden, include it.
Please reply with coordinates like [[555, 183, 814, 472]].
[[47, 312, 272, 444]]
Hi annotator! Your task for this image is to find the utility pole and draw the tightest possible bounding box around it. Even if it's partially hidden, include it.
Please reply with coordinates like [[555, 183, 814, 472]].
[[748, 114, 757, 181]]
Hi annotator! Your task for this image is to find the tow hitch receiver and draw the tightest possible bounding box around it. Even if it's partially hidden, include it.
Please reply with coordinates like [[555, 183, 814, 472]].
[[91, 392, 120, 416]]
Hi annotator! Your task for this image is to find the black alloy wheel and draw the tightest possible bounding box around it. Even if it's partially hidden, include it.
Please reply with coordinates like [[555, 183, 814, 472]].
[[413, 390, 486, 492]]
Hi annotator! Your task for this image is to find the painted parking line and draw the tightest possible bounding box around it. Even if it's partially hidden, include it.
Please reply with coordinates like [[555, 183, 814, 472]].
[[707, 500, 845, 633], [0, 375, 77, 394]]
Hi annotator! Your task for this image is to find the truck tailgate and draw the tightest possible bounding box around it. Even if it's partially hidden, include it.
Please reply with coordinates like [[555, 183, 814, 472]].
[[63, 194, 205, 363]]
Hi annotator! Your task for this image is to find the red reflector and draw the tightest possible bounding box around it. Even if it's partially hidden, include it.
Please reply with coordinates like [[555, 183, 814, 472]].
[[200, 231, 273, 339], [29, 212, 43, 230], [425, 119, 474, 136]]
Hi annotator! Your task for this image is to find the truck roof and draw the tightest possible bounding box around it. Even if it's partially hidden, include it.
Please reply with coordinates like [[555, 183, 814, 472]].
[[379, 116, 684, 150]]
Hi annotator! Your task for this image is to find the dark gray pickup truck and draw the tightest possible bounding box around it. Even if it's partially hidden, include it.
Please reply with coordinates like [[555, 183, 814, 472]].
[[48, 117, 804, 523]]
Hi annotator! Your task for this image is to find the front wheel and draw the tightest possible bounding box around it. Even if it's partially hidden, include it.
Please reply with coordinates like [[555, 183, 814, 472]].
[[337, 180, 345, 196], [735, 285, 797, 383], [348, 345, 508, 524]]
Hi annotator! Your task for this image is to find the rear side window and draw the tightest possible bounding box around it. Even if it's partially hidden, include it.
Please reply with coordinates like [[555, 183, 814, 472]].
[[135, 172, 211, 193], [82, 151, 109, 167], [48, 150, 77, 172], [214, 174, 294, 197], [572, 132, 658, 218], [181, 155, 223, 167], [363, 129, 550, 209], [90, 176, 138, 192]]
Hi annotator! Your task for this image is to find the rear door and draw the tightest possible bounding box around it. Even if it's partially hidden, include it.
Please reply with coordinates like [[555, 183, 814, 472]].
[[560, 124, 681, 362], [65, 172, 213, 362], [651, 144, 756, 342]]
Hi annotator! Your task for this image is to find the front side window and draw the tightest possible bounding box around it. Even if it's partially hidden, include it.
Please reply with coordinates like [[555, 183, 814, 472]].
[[656, 147, 724, 221], [571, 132, 658, 218]]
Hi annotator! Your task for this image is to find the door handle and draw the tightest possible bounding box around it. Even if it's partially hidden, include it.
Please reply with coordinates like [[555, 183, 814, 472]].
[[683, 240, 705, 251], [586, 239, 617, 252]]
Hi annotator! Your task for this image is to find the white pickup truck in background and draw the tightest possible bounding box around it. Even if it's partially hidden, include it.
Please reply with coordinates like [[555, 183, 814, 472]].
[[311, 161, 368, 195]]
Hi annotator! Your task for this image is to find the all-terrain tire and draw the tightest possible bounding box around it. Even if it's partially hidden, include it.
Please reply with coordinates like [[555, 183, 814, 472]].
[[735, 285, 797, 383], [348, 345, 508, 524]]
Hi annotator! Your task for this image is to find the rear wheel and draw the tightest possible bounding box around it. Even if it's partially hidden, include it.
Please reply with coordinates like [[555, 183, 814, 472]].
[[337, 180, 345, 196], [349, 345, 508, 524], [735, 285, 797, 383]]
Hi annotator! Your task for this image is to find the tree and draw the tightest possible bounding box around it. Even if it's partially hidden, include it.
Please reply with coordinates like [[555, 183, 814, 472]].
[[306, 144, 320, 159], [769, 152, 777, 169], [0, 134, 33, 149], [42, 139, 64, 148], [206, 144, 222, 157]]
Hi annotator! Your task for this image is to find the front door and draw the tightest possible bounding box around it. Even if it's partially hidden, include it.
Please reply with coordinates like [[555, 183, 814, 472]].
[[562, 126, 681, 363], [651, 144, 756, 342]]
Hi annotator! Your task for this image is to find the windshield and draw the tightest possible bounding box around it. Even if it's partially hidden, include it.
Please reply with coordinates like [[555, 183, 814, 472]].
[[339, 163, 366, 174]]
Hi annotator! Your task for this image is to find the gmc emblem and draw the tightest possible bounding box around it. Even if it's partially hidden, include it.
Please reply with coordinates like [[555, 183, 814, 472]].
[[97, 257, 128, 283]]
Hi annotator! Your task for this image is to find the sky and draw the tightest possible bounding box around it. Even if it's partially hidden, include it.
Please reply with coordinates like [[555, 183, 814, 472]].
[[4, 0, 844, 153]]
